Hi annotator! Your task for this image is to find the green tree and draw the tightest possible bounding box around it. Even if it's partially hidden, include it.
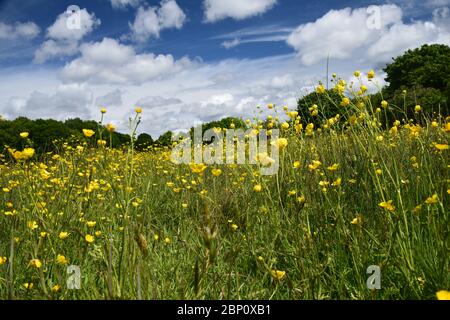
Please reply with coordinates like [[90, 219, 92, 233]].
[[383, 44, 450, 93], [135, 133, 154, 151]]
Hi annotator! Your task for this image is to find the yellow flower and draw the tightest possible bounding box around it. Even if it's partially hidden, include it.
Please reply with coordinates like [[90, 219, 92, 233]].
[[100, 108, 107, 114], [381, 100, 388, 108], [340, 97, 350, 107], [256, 153, 275, 166], [20, 132, 29, 138], [308, 160, 322, 171], [327, 163, 339, 171], [434, 143, 449, 151], [82, 129, 95, 138], [95, 231, 102, 237], [288, 111, 298, 119], [272, 138, 288, 150], [97, 139, 107, 147], [281, 122, 290, 130], [27, 221, 38, 230], [253, 184, 262, 192], [316, 84, 326, 94], [52, 284, 61, 292], [135, 107, 142, 114], [86, 221, 97, 228], [0, 256, 7, 265], [231, 224, 238, 231], [211, 168, 222, 177], [425, 194, 439, 204], [85, 234, 95, 243], [29, 259, 42, 269], [164, 237, 171, 244], [444, 122, 450, 132], [367, 70, 375, 79], [154, 234, 159, 241], [332, 177, 342, 187], [21, 148, 35, 160], [190, 163, 207, 174], [106, 123, 116, 133], [267, 103, 274, 109], [351, 216, 362, 225], [24, 283, 34, 290], [436, 290, 450, 300], [293, 161, 301, 169], [181, 203, 188, 209], [56, 254, 68, 265], [58, 232, 69, 240], [354, 70, 361, 77], [415, 105, 421, 113], [379, 200, 395, 212], [271, 269, 286, 281], [375, 169, 382, 176]]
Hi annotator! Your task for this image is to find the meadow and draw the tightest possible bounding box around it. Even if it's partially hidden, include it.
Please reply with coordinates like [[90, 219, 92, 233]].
[[0, 73, 449, 300]]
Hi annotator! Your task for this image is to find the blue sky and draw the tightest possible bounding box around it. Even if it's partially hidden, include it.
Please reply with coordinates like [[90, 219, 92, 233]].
[[0, 0, 449, 137]]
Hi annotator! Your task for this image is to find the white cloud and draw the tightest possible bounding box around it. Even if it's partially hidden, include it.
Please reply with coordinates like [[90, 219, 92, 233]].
[[287, 4, 450, 65], [109, 0, 141, 9], [130, 0, 186, 42], [60, 38, 192, 85], [217, 24, 292, 49], [95, 89, 123, 107], [34, 8, 100, 63], [0, 22, 40, 40], [222, 38, 240, 49], [34, 40, 79, 64], [136, 96, 182, 108], [270, 74, 294, 88], [204, 0, 277, 22], [4, 83, 93, 120]]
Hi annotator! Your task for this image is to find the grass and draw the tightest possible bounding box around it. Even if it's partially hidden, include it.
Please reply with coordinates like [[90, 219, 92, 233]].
[[0, 81, 449, 300]]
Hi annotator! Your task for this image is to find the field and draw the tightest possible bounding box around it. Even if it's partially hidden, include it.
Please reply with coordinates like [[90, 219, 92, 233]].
[[0, 79, 449, 300]]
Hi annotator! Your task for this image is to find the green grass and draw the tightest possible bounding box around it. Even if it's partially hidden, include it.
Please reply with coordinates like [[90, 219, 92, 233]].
[[0, 98, 449, 300]]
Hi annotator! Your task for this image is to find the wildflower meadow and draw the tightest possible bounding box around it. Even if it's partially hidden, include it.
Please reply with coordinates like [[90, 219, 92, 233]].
[[1, 66, 449, 300]]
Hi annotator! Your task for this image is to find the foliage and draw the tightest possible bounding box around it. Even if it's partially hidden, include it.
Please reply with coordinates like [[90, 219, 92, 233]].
[[383, 44, 450, 93]]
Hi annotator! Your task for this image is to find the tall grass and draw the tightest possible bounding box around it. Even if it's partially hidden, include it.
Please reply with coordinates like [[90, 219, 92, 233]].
[[0, 82, 449, 300]]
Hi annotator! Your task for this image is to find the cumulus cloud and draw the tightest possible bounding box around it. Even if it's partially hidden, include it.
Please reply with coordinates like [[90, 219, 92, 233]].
[[95, 89, 123, 107], [109, 0, 141, 9], [204, 0, 277, 22], [130, 0, 186, 42], [0, 21, 40, 40], [34, 8, 101, 63], [136, 96, 182, 108], [4, 83, 93, 120], [60, 38, 192, 85], [270, 74, 294, 88], [287, 4, 450, 65]]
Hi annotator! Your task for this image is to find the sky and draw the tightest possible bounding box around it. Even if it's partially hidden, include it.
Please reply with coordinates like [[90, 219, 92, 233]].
[[0, 0, 449, 137]]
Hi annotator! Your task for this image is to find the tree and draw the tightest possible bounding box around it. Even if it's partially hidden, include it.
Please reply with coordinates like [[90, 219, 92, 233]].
[[135, 133, 154, 151], [156, 131, 173, 146], [383, 44, 450, 93], [381, 44, 450, 118]]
